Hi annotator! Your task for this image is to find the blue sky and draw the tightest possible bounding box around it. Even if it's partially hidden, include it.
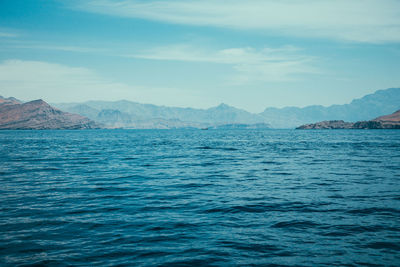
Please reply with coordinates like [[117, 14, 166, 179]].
[[0, 0, 399, 112]]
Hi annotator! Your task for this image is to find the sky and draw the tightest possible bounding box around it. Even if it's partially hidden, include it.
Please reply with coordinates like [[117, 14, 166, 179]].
[[0, 0, 399, 112]]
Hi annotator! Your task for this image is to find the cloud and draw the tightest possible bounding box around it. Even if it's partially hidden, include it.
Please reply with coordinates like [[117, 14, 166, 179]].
[[0, 60, 129, 102], [0, 38, 105, 53], [74, 0, 400, 43], [126, 44, 318, 83], [0, 60, 207, 106], [0, 28, 19, 38], [0, 32, 18, 38], [12, 44, 104, 53]]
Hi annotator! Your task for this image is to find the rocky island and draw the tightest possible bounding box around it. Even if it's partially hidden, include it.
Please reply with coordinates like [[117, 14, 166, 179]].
[[297, 110, 400, 129], [209, 123, 271, 129], [0, 98, 100, 130]]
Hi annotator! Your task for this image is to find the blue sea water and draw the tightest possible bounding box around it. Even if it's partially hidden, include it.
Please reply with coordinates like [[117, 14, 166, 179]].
[[0, 129, 399, 266]]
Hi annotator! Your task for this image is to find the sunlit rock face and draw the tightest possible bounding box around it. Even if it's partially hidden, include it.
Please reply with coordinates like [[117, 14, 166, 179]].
[[0, 99, 100, 130]]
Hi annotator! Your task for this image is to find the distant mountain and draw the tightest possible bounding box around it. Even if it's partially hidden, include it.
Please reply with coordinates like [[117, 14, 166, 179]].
[[297, 109, 400, 129], [261, 88, 400, 128], [0, 99, 100, 130], [53, 87, 400, 129], [54, 101, 269, 129]]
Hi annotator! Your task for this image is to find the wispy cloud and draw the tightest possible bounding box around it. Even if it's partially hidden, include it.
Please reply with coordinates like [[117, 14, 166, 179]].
[[0, 32, 17, 38], [74, 0, 400, 43], [12, 44, 104, 53], [0, 28, 19, 38], [126, 44, 318, 83], [0, 39, 104, 53]]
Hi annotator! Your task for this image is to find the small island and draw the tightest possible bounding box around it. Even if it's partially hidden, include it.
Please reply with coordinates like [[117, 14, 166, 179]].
[[297, 110, 400, 129]]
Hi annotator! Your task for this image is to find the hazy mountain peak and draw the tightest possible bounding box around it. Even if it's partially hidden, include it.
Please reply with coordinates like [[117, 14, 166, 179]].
[[209, 103, 236, 111], [217, 103, 230, 108], [350, 87, 400, 105]]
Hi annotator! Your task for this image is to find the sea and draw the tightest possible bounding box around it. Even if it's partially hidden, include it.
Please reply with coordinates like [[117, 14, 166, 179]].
[[0, 129, 399, 266]]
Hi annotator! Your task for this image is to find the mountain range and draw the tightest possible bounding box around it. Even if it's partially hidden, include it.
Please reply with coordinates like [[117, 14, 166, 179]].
[[53, 101, 269, 129], [53, 87, 400, 129]]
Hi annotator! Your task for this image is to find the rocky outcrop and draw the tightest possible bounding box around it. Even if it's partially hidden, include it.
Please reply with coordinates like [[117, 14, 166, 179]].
[[0, 99, 100, 129], [371, 109, 400, 128], [373, 109, 400, 122], [352, 121, 383, 129], [297, 110, 400, 129]]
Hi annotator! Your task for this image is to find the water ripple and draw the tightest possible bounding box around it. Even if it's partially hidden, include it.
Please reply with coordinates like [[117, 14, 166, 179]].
[[0, 129, 399, 266]]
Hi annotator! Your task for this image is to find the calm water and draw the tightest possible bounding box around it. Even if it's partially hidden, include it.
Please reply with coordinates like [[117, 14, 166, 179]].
[[0, 129, 399, 266]]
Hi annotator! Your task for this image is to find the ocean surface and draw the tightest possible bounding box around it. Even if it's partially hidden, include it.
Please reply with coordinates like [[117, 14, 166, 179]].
[[0, 129, 399, 266]]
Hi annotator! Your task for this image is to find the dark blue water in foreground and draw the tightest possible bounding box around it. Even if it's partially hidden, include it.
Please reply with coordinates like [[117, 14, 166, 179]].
[[0, 129, 399, 266]]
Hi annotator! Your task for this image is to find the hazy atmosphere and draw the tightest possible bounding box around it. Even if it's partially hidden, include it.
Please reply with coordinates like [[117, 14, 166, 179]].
[[1, 0, 400, 112], [1, 1, 400, 266]]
